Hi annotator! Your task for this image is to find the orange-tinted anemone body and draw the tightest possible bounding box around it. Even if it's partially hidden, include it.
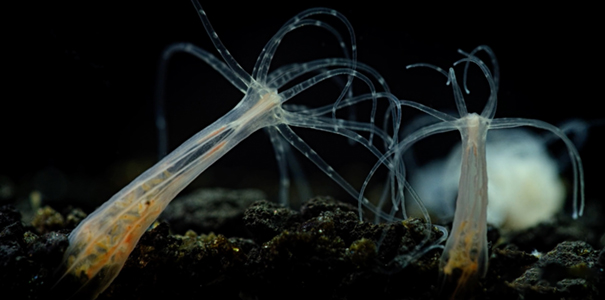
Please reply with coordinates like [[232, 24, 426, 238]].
[[55, 89, 282, 299], [440, 114, 489, 298]]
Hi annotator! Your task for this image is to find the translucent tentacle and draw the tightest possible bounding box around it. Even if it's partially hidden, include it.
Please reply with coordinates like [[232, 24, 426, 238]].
[[191, 1, 253, 86]]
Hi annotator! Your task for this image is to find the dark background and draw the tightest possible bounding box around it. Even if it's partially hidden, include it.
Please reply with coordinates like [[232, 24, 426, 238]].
[[3, 2, 602, 211]]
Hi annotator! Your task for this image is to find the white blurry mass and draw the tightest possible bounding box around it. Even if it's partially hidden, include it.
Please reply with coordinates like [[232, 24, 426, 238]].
[[409, 128, 565, 231]]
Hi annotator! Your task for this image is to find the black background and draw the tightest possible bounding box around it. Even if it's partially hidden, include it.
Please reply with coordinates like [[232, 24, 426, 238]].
[[4, 1, 602, 210]]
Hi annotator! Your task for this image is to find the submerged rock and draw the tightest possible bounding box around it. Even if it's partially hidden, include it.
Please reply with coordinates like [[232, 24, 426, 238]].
[[1, 191, 603, 299]]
